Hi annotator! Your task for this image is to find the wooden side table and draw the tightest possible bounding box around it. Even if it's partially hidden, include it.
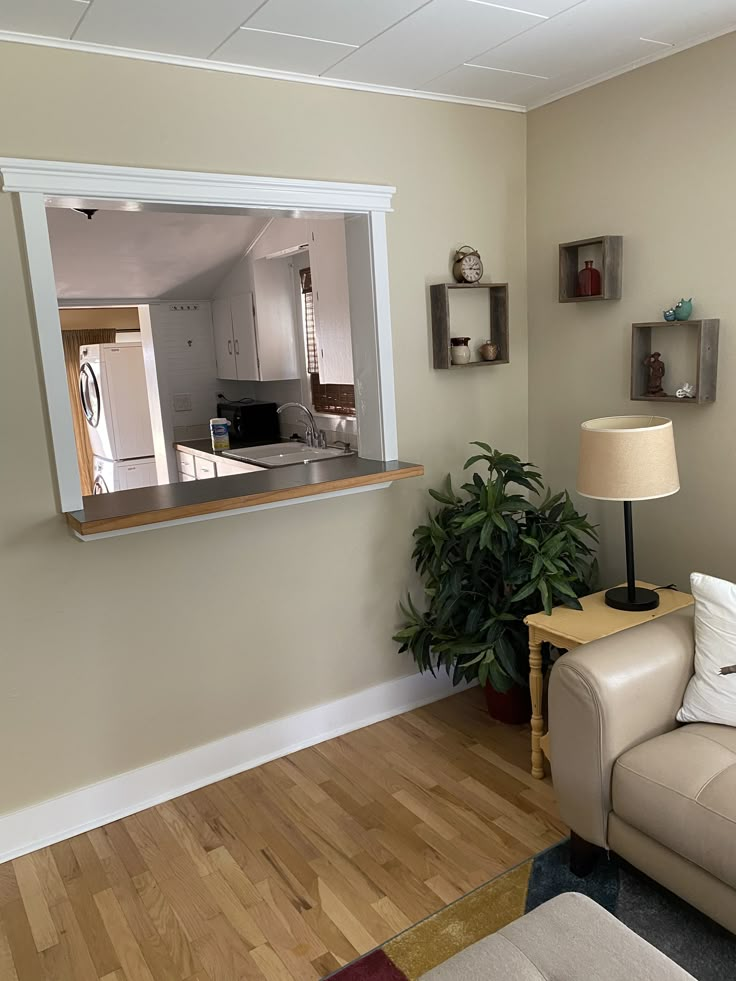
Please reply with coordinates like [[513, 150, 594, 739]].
[[524, 581, 693, 779]]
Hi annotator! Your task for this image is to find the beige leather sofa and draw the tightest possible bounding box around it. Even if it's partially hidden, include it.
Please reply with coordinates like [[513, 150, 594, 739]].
[[549, 606, 736, 935]]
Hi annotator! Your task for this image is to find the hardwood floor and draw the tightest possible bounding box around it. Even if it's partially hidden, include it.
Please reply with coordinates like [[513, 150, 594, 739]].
[[0, 688, 565, 981]]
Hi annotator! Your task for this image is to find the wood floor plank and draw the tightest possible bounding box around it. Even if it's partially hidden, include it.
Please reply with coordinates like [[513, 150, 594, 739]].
[[202, 872, 267, 948], [94, 888, 156, 981], [133, 870, 201, 980], [46, 897, 100, 981], [11, 855, 58, 952], [0, 690, 563, 981], [0, 916, 20, 981], [0, 900, 44, 981], [63, 875, 121, 977], [250, 944, 295, 981], [316, 880, 378, 954], [193, 914, 264, 981]]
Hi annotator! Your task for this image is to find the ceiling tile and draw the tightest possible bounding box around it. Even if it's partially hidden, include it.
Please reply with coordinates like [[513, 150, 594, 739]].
[[0, 0, 87, 39], [243, 0, 429, 46], [471, 3, 661, 79], [423, 63, 543, 103], [463, 0, 585, 15], [327, 0, 542, 89], [215, 27, 356, 75], [75, 0, 265, 58], [583, 0, 736, 47]]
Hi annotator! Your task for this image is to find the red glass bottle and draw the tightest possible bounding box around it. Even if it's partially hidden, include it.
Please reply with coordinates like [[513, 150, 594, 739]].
[[577, 260, 601, 297]]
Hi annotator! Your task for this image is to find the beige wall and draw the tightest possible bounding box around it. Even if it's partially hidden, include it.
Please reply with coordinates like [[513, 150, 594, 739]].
[[0, 43, 528, 814], [527, 32, 736, 591]]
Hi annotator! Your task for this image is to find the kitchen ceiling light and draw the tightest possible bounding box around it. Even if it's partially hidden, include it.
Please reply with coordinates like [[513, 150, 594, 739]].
[[464, 0, 548, 19], [239, 27, 358, 48]]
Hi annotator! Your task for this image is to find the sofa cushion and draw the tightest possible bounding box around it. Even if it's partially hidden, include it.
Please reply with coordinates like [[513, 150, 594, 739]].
[[612, 723, 736, 888], [421, 893, 694, 980]]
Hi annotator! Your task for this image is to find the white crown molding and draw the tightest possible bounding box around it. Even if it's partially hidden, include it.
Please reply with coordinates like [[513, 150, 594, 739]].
[[527, 21, 736, 111], [0, 32, 526, 114], [0, 156, 396, 214], [0, 671, 475, 864]]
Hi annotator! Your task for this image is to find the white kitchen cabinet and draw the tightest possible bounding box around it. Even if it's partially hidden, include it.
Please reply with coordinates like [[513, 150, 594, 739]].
[[212, 297, 237, 380], [213, 283, 297, 383], [176, 450, 196, 477], [194, 457, 216, 480], [309, 220, 354, 385], [230, 292, 260, 380], [179, 472, 196, 482], [216, 459, 265, 477], [252, 258, 299, 381]]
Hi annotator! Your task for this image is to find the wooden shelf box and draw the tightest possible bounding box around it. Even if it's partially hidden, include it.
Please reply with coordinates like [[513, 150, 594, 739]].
[[430, 282, 509, 370], [631, 319, 720, 405], [559, 236, 622, 302]]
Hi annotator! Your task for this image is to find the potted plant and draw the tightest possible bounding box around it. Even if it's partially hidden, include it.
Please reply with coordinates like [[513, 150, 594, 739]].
[[394, 444, 597, 723]]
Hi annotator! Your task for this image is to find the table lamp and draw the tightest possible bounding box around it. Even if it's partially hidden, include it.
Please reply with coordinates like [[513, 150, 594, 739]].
[[577, 415, 679, 611]]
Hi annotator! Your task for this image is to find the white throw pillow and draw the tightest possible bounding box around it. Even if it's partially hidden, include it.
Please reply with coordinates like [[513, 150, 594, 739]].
[[677, 572, 736, 726]]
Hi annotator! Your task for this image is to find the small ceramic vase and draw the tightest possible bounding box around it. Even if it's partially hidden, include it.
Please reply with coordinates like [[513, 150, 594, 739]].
[[479, 340, 499, 362], [450, 337, 471, 365], [663, 308, 676, 322], [577, 260, 601, 297], [674, 298, 693, 321]]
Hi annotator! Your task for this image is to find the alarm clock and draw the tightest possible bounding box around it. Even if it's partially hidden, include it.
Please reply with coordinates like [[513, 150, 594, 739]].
[[452, 246, 483, 284]]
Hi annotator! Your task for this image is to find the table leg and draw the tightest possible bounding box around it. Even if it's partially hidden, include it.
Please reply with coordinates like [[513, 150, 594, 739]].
[[529, 634, 544, 779]]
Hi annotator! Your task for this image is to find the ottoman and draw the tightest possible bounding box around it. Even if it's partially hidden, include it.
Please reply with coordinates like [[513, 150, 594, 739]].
[[420, 892, 694, 980]]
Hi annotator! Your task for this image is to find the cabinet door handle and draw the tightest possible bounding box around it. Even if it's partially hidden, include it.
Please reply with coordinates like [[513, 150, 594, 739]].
[[234, 339, 240, 355], [228, 339, 232, 355]]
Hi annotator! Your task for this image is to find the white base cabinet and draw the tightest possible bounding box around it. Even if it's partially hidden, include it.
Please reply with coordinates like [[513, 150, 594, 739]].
[[176, 449, 265, 483]]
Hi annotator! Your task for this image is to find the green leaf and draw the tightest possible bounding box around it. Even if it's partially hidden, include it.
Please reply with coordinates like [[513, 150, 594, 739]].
[[463, 454, 492, 470], [510, 579, 539, 603], [459, 511, 487, 531], [479, 518, 494, 551], [540, 579, 551, 615]]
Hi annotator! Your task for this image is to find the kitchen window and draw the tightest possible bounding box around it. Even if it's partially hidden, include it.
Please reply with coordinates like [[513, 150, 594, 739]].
[[300, 267, 355, 418]]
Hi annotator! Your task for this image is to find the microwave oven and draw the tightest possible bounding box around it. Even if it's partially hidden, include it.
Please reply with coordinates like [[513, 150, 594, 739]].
[[217, 400, 280, 444]]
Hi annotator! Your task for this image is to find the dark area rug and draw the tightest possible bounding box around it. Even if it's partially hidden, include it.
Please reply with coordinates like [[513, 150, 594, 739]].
[[328, 840, 735, 981]]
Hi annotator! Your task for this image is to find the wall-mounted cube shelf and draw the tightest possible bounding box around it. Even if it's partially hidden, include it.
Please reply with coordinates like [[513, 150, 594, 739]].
[[559, 235, 622, 302], [631, 319, 719, 404], [430, 282, 509, 370]]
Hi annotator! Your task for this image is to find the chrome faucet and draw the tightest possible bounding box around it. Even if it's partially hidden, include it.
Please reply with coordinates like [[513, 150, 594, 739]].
[[277, 402, 325, 447]]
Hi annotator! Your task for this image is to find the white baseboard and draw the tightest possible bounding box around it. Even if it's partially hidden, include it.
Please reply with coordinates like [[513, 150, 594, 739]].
[[0, 671, 473, 864]]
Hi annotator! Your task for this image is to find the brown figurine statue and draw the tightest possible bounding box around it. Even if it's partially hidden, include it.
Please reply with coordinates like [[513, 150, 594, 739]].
[[644, 351, 667, 397]]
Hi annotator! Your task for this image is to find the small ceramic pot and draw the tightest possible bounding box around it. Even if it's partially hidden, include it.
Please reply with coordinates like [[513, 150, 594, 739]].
[[479, 340, 499, 362], [450, 337, 471, 365]]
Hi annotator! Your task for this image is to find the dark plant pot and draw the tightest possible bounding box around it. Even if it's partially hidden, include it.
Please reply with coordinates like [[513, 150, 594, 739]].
[[483, 682, 531, 725]]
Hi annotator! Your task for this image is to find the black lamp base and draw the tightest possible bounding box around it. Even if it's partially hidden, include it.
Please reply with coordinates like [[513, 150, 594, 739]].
[[605, 585, 659, 612]]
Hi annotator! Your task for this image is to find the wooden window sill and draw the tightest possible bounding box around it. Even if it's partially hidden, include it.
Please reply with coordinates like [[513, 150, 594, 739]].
[[65, 457, 424, 538]]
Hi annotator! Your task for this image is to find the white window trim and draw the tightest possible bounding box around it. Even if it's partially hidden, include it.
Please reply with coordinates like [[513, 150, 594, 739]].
[[0, 158, 397, 514]]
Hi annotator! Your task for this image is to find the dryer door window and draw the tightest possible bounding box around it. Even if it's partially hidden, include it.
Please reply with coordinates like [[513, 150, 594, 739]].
[[80, 363, 101, 427]]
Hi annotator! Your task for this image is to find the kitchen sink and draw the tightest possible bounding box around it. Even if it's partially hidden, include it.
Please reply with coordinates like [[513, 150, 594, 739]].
[[224, 442, 355, 468]]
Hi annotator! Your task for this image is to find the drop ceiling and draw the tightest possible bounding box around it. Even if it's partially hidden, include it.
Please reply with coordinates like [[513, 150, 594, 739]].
[[2, 0, 735, 110], [47, 208, 268, 301]]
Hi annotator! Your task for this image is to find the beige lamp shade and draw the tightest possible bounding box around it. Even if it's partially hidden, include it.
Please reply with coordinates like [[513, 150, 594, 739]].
[[577, 415, 680, 501]]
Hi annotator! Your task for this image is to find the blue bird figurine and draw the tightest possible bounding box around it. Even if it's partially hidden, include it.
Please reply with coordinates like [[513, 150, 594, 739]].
[[663, 307, 676, 321], [674, 297, 693, 321]]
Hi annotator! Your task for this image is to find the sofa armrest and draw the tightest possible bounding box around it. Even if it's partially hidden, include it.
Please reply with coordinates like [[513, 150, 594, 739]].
[[549, 606, 694, 848]]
